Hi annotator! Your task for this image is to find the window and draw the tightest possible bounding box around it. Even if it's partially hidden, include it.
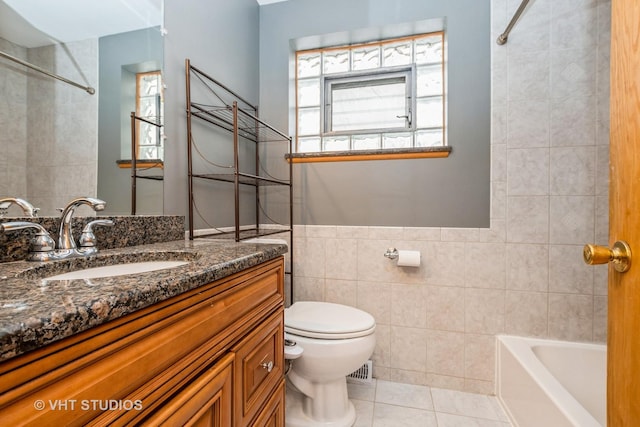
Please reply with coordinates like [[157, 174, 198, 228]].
[[295, 32, 444, 154], [135, 71, 164, 160]]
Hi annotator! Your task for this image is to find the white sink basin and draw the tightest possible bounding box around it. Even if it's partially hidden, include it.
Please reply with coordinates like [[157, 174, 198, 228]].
[[45, 261, 190, 280]]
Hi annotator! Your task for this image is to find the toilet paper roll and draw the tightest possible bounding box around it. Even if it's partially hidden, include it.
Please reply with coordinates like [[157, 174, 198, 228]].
[[396, 250, 421, 267]]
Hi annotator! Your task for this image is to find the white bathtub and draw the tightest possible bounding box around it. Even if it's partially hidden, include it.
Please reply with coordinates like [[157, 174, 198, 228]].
[[496, 335, 606, 427]]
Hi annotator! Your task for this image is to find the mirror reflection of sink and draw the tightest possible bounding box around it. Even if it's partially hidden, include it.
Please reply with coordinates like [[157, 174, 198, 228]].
[[44, 261, 190, 280]]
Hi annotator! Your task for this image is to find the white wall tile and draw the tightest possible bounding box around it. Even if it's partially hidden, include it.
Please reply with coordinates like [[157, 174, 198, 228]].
[[325, 279, 357, 306], [507, 100, 550, 148], [391, 284, 428, 328], [426, 286, 466, 332], [424, 242, 466, 287], [464, 243, 506, 289], [464, 334, 496, 381], [505, 291, 549, 336], [427, 330, 465, 377], [548, 293, 594, 341], [550, 96, 597, 147], [549, 196, 595, 244], [357, 281, 392, 324], [465, 288, 505, 334], [507, 148, 550, 195], [551, 0, 598, 50], [550, 48, 597, 98], [325, 238, 358, 280], [507, 196, 549, 243], [506, 243, 549, 292], [390, 326, 428, 372], [548, 244, 594, 294], [550, 146, 596, 195], [507, 51, 550, 101]]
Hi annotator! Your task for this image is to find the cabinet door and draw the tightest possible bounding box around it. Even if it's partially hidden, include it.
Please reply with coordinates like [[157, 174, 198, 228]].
[[142, 353, 234, 426], [251, 380, 285, 427], [232, 311, 284, 426]]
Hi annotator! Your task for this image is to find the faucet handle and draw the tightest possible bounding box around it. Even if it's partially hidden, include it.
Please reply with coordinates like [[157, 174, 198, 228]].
[[0, 221, 55, 261], [79, 219, 114, 248]]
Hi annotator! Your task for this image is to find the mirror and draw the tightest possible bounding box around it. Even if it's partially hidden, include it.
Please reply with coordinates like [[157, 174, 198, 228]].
[[0, 0, 164, 217]]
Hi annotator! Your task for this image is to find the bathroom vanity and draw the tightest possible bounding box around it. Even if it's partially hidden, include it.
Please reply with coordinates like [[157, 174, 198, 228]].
[[0, 239, 287, 426]]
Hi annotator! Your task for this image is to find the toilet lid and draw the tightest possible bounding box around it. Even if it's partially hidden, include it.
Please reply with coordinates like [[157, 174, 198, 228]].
[[284, 301, 376, 339]]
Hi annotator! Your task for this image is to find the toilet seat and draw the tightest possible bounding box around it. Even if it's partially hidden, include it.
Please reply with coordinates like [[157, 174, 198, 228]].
[[285, 301, 376, 339]]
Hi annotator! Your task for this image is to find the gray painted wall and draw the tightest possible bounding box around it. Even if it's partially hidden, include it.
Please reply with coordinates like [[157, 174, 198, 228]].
[[259, 0, 491, 227], [97, 27, 164, 215], [163, 0, 260, 229]]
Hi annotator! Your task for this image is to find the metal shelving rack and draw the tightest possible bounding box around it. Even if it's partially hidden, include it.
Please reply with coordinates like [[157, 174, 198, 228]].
[[185, 59, 294, 289], [129, 112, 164, 215]]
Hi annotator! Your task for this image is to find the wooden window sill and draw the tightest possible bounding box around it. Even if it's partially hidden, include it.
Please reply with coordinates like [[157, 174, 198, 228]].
[[117, 160, 164, 169], [286, 147, 451, 163]]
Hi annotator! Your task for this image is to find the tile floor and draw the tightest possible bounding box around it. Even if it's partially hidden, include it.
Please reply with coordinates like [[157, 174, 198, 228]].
[[347, 379, 513, 427]]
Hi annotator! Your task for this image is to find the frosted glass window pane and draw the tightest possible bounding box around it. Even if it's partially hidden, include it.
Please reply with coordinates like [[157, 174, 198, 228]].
[[140, 74, 160, 95], [417, 65, 443, 97], [298, 107, 320, 135], [352, 46, 380, 70], [139, 96, 160, 120], [382, 42, 412, 67], [352, 134, 381, 150], [416, 96, 443, 128], [298, 79, 320, 107], [139, 122, 160, 147], [298, 53, 321, 77], [298, 137, 321, 153], [415, 129, 444, 147], [323, 136, 350, 151], [382, 133, 412, 149], [323, 50, 350, 74], [415, 36, 443, 64], [139, 146, 158, 159], [331, 81, 406, 131]]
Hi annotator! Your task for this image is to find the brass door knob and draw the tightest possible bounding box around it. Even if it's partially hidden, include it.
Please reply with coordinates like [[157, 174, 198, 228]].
[[583, 241, 632, 273]]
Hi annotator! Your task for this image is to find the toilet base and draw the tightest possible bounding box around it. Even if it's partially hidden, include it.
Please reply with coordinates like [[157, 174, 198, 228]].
[[285, 384, 356, 427]]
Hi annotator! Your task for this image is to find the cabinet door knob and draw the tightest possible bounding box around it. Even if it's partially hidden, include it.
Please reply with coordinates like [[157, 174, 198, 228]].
[[261, 361, 274, 373]]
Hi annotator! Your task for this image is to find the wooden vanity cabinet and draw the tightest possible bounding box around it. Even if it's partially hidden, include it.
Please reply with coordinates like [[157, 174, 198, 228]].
[[0, 257, 286, 427]]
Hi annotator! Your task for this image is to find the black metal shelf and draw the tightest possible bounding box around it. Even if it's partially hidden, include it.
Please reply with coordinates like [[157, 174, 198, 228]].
[[191, 173, 290, 187], [190, 103, 290, 143], [195, 227, 292, 241], [185, 59, 294, 301]]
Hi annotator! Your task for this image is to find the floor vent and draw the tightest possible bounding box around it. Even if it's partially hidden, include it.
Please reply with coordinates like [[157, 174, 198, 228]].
[[347, 360, 373, 384]]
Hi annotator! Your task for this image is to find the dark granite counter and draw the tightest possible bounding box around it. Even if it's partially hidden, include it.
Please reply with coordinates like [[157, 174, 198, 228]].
[[0, 238, 287, 362]]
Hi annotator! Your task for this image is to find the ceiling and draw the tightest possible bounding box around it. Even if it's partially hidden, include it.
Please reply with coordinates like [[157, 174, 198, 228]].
[[0, 0, 162, 48]]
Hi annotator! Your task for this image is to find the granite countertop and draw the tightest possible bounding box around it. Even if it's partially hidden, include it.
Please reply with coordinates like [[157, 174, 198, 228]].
[[0, 239, 287, 362]]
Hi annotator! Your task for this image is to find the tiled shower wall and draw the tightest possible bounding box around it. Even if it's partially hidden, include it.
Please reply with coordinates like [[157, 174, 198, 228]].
[[0, 38, 28, 199], [0, 37, 98, 215], [291, 0, 611, 395]]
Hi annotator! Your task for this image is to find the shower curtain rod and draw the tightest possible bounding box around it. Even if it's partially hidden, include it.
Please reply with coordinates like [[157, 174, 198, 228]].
[[0, 50, 95, 94], [496, 0, 531, 45]]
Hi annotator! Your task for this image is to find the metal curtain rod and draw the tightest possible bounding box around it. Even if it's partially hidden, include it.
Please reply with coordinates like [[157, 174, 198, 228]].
[[497, 0, 531, 45], [0, 50, 95, 94]]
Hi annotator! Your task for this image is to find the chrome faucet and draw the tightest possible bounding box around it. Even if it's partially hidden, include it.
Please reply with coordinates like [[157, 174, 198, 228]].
[[0, 221, 55, 261], [0, 198, 39, 218], [58, 197, 106, 251], [0, 198, 110, 262]]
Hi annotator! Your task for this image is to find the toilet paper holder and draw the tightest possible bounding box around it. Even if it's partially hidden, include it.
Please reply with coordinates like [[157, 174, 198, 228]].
[[384, 247, 399, 260]]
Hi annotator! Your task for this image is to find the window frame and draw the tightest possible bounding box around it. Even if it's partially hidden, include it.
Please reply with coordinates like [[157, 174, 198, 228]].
[[322, 65, 416, 137], [135, 70, 164, 161], [294, 31, 447, 158]]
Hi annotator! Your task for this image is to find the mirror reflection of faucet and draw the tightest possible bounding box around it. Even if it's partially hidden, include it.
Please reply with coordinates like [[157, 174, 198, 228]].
[[0, 198, 39, 218], [0, 197, 110, 261]]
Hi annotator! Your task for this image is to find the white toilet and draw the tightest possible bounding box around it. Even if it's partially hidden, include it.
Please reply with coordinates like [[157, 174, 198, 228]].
[[284, 301, 376, 427]]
